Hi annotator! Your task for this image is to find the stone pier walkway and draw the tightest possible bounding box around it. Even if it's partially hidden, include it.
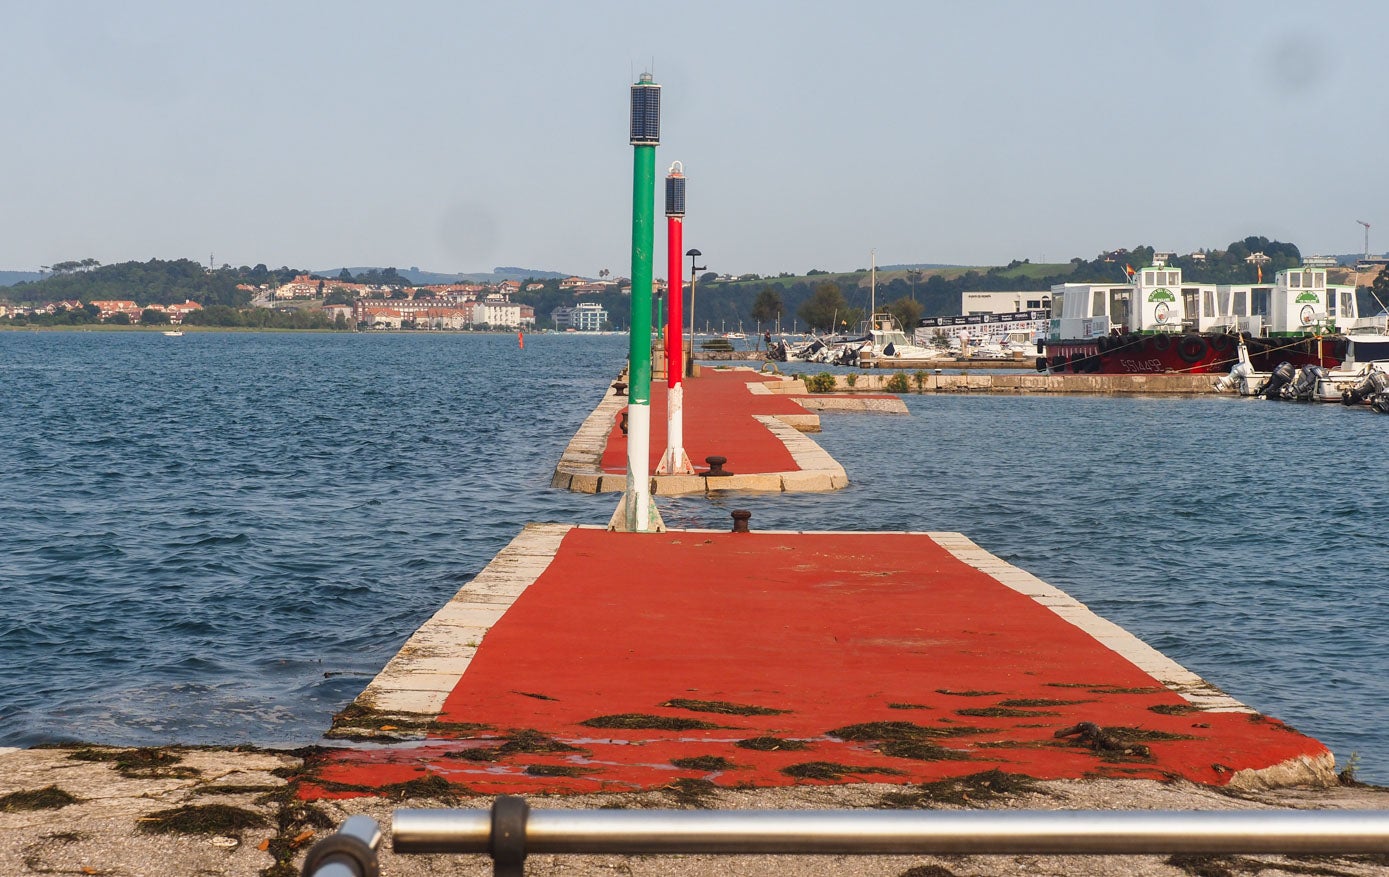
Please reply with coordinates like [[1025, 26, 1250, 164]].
[[551, 368, 905, 496], [312, 524, 1331, 800]]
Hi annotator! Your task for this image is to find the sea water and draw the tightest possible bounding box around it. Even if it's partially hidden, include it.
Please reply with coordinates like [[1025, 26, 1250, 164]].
[[2, 331, 1386, 781]]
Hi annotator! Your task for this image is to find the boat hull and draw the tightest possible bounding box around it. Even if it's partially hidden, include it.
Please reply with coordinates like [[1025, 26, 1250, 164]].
[[1041, 333, 1346, 375]]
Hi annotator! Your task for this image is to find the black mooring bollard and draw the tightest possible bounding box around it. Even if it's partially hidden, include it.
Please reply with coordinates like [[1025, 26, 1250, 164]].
[[612, 381, 627, 397], [731, 510, 752, 533], [705, 455, 732, 477]]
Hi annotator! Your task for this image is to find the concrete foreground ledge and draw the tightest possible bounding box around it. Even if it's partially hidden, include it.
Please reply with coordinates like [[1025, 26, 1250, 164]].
[[4, 745, 1388, 877]]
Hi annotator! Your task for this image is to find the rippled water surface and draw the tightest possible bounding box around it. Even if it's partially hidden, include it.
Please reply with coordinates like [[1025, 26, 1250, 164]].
[[3, 331, 1387, 781]]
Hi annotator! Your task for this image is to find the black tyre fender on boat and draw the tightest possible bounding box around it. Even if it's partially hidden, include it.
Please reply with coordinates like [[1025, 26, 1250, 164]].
[[1210, 333, 1235, 354], [1096, 335, 1111, 353], [1177, 334, 1207, 363], [1035, 356, 1048, 373], [1151, 333, 1172, 352], [1051, 355, 1067, 371]]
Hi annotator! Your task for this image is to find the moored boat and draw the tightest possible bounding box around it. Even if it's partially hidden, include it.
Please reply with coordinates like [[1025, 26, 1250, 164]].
[[1213, 338, 1389, 402], [857, 312, 941, 367], [1042, 257, 1381, 375], [769, 331, 867, 365]]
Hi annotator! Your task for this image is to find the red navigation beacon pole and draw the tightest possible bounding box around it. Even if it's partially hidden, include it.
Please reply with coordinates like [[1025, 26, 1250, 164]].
[[656, 162, 693, 475]]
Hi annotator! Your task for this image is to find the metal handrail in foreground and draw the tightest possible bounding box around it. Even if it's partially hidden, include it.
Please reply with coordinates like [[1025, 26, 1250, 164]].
[[302, 815, 382, 877], [382, 796, 1389, 876]]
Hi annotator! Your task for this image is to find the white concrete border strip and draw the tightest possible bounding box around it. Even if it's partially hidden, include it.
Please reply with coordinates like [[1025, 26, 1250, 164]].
[[551, 378, 852, 495], [551, 384, 628, 493], [337, 523, 574, 731], [927, 531, 1253, 713], [926, 531, 1337, 788]]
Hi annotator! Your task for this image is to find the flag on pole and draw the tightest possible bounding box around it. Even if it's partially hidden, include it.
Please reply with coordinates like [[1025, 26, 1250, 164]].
[[1125, 264, 1135, 280], [1257, 264, 1263, 283]]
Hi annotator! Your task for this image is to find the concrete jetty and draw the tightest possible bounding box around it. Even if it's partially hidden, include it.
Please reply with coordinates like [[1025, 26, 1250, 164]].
[[552, 367, 905, 496], [315, 523, 1331, 799], [783, 371, 1219, 395]]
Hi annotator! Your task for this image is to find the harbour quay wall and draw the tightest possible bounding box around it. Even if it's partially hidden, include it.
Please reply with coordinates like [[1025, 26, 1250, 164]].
[[782, 372, 1217, 395]]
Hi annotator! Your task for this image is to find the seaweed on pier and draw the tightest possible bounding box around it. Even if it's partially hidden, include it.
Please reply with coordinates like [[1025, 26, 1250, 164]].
[[138, 803, 267, 836], [0, 786, 80, 812], [1165, 853, 1367, 876], [661, 697, 789, 716], [733, 735, 810, 751], [67, 746, 200, 779], [956, 707, 1060, 718], [581, 713, 724, 731], [524, 764, 586, 777], [498, 728, 582, 754], [671, 755, 736, 771], [662, 778, 720, 808], [441, 747, 502, 762], [828, 721, 981, 742], [897, 866, 960, 877], [879, 740, 971, 762], [1149, 703, 1201, 715], [877, 769, 1046, 809], [781, 762, 904, 780]]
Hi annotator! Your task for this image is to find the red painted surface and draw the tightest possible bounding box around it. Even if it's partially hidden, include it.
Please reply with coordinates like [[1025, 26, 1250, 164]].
[[601, 370, 811, 474], [302, 529, 1328, 799]]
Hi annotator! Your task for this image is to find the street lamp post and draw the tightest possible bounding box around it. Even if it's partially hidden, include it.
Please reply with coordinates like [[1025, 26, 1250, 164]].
[[655, 289, 664, 344], [685, 248, 705, 376]]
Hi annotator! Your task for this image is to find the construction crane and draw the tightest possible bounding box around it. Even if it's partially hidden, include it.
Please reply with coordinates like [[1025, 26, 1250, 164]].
[[1357, 220, 1371, 260]]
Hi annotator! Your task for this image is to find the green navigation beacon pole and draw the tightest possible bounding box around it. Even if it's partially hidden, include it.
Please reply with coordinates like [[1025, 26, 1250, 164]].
[[610, 72, 665, 533]]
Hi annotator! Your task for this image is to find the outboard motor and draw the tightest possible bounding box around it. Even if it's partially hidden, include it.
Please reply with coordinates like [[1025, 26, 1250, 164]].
[[1287, 365, 1327, 401], [1257, 361, 1295, 399], [1213, 360, 1254, 393], [1342, 370, 1389, 405]]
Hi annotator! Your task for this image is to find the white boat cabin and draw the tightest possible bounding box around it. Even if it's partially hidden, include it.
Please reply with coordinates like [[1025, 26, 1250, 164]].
[[1047, 258, 1363, 341]]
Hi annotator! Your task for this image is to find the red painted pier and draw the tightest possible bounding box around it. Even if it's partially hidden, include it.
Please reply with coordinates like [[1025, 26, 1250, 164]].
[[308, 525, 1331, 799], [552, 367, 905, 495]]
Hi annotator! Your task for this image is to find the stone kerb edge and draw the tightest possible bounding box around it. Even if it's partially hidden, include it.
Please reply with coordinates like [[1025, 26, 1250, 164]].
[[552, 384, 628, 491], [334, 523, 573, 736], [929, 532, 1251, 712]]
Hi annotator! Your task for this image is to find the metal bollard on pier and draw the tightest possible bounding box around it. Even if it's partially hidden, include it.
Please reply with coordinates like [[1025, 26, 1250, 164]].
[[391, 796, 1389, 877]]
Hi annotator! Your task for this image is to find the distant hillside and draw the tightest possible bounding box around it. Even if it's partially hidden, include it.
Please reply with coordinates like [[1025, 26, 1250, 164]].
[[0, 270, 43, 287], [324, 266, 575, 285]]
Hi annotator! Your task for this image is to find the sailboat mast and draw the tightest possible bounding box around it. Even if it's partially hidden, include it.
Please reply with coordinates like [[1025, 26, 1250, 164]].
[[870, 248, 876, 320]]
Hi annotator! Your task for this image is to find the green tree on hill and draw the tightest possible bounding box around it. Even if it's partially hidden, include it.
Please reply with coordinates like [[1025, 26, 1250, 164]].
[[886, 296, 923, 331], [798, 282, 860, 333], [750, 286, 783, 324], [1367, 267, 1389, 315]]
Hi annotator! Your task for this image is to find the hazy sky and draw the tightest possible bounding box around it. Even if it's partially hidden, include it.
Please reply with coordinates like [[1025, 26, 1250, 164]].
[[2, 1, 1384, 277]]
